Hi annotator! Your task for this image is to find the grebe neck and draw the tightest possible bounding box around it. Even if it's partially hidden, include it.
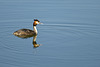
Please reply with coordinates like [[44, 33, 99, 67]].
[[33, 26, 38, 34]]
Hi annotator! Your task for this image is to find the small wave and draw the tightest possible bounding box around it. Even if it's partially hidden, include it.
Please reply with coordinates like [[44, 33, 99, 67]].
[[41, 23, 100, 37]]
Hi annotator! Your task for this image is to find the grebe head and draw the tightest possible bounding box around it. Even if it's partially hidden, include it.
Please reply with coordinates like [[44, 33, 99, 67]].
[[33, 19, 42, 26]]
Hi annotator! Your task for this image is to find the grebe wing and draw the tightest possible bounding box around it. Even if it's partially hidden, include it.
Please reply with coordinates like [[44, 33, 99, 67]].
[[14, 29, 35, 36], [20, 29, 34, 33]]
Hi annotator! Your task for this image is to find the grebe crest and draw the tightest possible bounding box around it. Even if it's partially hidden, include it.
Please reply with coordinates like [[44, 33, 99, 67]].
[[13, 19, 42, 37]]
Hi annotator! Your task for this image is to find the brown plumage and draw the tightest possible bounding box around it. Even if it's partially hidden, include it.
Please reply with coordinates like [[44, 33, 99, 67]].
[[13, 29, 35, 36]]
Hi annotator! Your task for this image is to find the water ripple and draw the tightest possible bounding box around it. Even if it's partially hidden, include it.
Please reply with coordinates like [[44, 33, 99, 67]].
[[41, 23, 100, 37]]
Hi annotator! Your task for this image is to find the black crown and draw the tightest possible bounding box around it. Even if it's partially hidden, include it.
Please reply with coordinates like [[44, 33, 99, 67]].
[[34, 19, 40, 22]]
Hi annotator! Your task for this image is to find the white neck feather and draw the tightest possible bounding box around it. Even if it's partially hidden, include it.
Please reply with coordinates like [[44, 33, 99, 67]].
[[33, 26, 38, 34]]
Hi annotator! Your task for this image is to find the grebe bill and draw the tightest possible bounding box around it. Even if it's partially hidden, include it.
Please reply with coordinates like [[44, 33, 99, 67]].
[[13, 19, 42, 36]]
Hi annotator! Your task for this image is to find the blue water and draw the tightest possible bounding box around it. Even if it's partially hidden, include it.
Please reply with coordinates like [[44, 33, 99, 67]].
[[0, 0, 100, 67]]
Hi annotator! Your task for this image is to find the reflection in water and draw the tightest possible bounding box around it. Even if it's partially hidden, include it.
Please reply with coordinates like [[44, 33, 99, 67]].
[[33, 41, 40, 48], [33, 35, 41, 48], [13, 34, 41, 48]]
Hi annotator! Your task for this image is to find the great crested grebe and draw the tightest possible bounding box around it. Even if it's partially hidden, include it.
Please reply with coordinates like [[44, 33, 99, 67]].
[[13, 19, 42, 36]]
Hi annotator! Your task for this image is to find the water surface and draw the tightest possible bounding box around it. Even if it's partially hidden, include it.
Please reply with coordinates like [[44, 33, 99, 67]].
[[0, 0, 100, 67]]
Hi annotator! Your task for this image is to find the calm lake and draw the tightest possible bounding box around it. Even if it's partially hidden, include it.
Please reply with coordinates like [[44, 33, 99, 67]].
[[0, 0, 100, 67]]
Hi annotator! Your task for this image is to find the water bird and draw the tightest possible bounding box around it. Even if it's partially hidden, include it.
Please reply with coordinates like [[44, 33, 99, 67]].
[[13, 19, 42, 37]]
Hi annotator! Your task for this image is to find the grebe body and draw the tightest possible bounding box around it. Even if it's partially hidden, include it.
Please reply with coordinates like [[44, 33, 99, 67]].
[[13, 19, 42, 37]]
